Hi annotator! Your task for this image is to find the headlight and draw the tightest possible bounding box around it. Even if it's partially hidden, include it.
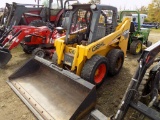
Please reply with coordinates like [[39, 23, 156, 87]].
[[90, 4, 96, 10]]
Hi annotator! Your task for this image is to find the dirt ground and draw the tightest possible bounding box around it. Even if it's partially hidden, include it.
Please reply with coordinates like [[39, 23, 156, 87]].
[[0, 29, 160, 120]]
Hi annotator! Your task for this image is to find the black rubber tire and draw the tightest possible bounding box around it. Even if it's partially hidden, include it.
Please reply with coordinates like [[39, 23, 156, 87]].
[[23, 48, 32, 54], [22, 44, 36, 54], [138, 73, 149, 96], [81, 55, 108, 86], [32, 48, 46, 58], [107, 49, 124, 76], [130, 40, 142, 55], [29, 20, 47, 27], [146, 41, 152, 47], [129, 73, 150, 120]]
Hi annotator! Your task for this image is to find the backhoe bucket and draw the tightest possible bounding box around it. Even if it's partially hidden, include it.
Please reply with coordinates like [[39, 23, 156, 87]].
[[0, 50, 12, 68], [7, 56, 96, 120]]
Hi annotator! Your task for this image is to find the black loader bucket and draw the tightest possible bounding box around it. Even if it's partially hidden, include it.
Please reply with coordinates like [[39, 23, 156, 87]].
[[7, 56, 96, 120], [0, 49, 12, 68]]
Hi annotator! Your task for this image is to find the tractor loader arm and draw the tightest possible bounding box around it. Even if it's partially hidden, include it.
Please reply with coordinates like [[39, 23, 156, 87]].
[[90, 41, 160, 120], [114, 40, 160, 120], [2, 25, 52, 50], [85, 18, 131, 59], [0, 25, 52, 67]]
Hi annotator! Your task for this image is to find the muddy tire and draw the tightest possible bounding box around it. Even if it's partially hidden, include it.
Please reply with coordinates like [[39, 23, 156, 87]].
[[32, 48, 46, 58], [129, 73, 150, 120], [23, 48, 32, 54], [146, 41, 152, 47], [81, 55, 108, 86], [22, 44, 36, 54], [138, 73, 150, 95], [130, 40, 142, 55], [107, 49, 124, 76]]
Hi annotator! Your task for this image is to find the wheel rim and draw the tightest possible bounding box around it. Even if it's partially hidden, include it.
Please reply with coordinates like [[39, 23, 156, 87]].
[[94, 63, 106, 84], [136, 43, 141, 53], [115, 57, 122, 71], [36, 51, 45, 58]]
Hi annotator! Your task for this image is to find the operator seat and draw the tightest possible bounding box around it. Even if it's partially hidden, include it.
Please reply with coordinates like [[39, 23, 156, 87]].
[[130, 22, 135, 33]]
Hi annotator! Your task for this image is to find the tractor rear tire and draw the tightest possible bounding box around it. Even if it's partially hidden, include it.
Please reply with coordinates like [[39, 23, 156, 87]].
[[23, 48, 32, 54], [81, 55, 108, 86], [146, 41, 152, 47], [32, 48, 46, 58], [107, 49, 124, 76], [130, 40, 142, 55], [22, 44, 36, 54]]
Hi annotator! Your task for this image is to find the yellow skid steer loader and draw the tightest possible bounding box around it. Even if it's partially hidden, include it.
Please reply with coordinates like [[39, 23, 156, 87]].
[[7, 4, 131, 120]]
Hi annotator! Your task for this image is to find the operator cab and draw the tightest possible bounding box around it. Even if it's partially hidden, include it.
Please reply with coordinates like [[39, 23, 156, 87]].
[[64, 4, 118, 45]]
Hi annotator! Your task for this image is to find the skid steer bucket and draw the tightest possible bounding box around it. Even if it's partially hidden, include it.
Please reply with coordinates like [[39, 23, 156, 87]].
[[7, 56, 96, 120], [0, 50, 12, 68]]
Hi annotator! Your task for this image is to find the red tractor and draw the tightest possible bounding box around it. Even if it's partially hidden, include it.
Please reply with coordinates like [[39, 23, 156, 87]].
[[0, 0, 79, 42], [0, 25, 66, 67]]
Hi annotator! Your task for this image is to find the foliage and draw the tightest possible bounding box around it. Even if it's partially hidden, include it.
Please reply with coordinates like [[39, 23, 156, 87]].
[[88, 0, 100, 4], [137, 6, 148, 14], [147, 0, 160, 22], [42, 0, 49, 7], [144, 18, 151, 22]]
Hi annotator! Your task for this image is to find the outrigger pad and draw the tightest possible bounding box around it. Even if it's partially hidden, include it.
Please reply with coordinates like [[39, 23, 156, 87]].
[[7, 56, 96, 120], [0, 50, 12, 68]]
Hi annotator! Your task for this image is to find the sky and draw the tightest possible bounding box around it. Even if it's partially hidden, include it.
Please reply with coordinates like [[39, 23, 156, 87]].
[[101, 0, 152, 10], [0, 0, 152, 10]]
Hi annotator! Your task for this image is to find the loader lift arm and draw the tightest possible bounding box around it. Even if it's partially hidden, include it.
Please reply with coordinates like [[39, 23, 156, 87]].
[[114, 41, 160, 120], [90, 41, 160, 120], [0, 25, 58, 68], [1, 25, 54, 50]]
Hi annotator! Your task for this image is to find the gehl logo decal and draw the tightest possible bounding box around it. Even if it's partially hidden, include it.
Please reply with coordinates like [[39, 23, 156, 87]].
[[92, 42, 105, 52]]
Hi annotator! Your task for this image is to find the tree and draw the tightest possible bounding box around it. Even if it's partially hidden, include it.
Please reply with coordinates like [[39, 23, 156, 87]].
[[147, 0, 160, 22], [42, 0, 49, 7], [137, 6, 148, 14], [88, 0, 100, 4]]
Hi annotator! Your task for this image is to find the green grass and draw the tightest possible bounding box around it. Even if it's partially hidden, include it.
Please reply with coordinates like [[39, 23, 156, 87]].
[[150, 28, 160, 33]]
